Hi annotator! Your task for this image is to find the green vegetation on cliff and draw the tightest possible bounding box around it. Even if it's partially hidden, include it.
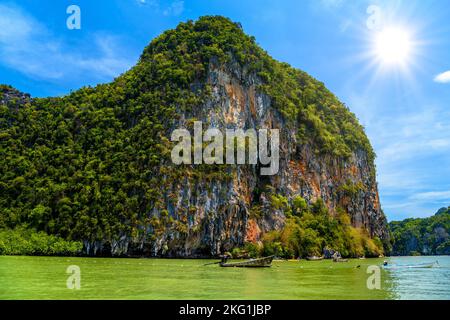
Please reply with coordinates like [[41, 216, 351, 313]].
[[0, 228, 82, 256], [389, 207, 450, 255], [0, 16, 378, 256], [235, 196, 383, 259]]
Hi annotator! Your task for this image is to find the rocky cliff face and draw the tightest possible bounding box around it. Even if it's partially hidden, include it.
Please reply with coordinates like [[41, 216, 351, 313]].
[[0, 16, 389, 257], [0, 85, 31, 108], [141, 57, 389, 257]]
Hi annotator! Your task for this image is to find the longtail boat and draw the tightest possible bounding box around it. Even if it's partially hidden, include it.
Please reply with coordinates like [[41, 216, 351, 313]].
[[220, 256, 274, 268], [333, 258, 349, 262], [382, 261, 438, 269], [306, 256, 324, 261]]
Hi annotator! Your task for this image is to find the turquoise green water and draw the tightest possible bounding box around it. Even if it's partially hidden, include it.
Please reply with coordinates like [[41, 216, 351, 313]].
[[0, 255, 449, 299]]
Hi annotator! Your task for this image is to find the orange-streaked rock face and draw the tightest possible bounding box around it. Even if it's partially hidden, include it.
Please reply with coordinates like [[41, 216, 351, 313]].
[[140, 58, 389, 257], [245, 219, 262, 243]]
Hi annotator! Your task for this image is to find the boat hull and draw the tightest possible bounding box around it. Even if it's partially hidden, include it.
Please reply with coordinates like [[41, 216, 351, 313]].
[[306, 256, 324, 261], [220, 256, 274, 268], [383, 262, 437, 269], [333, 259, 349, 263]]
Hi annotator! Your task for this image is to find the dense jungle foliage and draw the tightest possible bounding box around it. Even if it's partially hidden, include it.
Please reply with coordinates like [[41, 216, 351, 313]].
[[389, 207, 450, 256], [0, 227, 82, 256]]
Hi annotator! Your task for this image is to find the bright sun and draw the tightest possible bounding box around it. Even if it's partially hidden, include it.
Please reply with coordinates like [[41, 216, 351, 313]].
[[375, 27, 412, 64]]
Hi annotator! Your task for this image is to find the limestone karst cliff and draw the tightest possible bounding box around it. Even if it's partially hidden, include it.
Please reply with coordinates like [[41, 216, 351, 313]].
[[389, 207, 450, 256], [0, 16, 389, 257]]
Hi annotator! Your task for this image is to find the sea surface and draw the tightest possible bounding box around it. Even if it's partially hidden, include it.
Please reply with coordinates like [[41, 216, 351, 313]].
[[0, 255, 449, 299]]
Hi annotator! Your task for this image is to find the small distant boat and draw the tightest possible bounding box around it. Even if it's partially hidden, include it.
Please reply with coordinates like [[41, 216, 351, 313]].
[[306, 256, 324, 261], [383, 261, 438, 269], [220, 256, 274, 268], [333, 258, 349, 263], [331, 251, 348, 262]]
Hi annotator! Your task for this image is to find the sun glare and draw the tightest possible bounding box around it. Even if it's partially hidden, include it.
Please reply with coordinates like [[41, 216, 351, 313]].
[[375, 27, 412, 65]]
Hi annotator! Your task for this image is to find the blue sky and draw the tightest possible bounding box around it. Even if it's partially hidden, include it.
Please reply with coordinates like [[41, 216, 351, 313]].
[[0, 0, 449, 221]]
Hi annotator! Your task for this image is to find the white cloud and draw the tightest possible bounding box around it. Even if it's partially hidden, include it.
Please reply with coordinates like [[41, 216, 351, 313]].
[[135, 0, 184, 16], [372, 108, 450, 172], [428, 139, 450, 149], [434, 70, 450, 83], [137, 0, 158, 6], [163, 1, 184, 16], [410, 191, 450, 202], [0, 4, 134, 82], [348, 91, 450, 219], [319, 0, 345, 9], [339, 20, 352, 33], [0, 5, 37, 42]]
